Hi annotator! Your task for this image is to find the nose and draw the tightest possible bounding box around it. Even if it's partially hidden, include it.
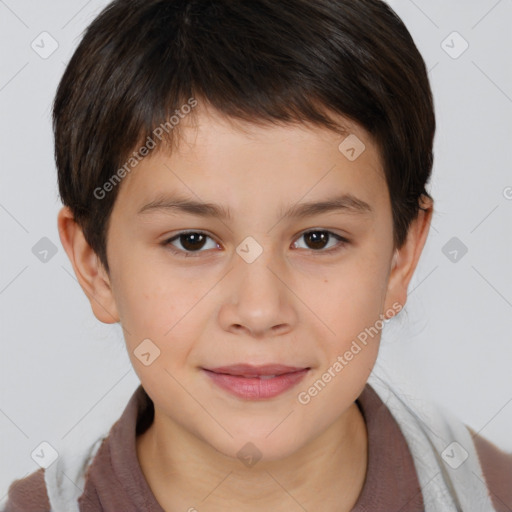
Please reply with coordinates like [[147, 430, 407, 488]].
[[217, 246, 298, 339]]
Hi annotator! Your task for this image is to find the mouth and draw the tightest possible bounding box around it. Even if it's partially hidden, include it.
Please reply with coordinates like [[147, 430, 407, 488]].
[[202, 364, 310, 400]]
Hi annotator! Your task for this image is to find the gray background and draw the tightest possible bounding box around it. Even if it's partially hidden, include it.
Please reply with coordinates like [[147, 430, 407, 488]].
[[1, 0, 511, 499]]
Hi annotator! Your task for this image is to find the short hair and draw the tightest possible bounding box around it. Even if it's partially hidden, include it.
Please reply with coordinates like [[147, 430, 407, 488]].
[[54, 0, 435, 274]]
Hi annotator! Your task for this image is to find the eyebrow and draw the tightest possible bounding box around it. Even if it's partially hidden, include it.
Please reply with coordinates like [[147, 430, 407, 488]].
[[137, 192, 373, 219]]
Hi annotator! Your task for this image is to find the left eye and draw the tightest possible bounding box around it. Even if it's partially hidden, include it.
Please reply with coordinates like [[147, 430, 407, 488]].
[[292, 230, 348, 253]]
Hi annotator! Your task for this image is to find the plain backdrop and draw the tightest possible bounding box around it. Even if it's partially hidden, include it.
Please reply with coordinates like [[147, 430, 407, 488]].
[[1, 0, 511, 499]]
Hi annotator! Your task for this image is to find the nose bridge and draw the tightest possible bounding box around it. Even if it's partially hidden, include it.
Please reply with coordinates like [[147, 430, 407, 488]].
[[235, 234, 283, 305]]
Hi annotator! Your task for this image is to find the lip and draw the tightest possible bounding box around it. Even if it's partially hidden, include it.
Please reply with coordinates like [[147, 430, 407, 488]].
[[203, 364, 310, 400]]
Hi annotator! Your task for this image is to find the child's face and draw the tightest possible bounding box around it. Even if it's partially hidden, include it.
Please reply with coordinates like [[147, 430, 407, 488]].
[[74, 106, 425, 461]]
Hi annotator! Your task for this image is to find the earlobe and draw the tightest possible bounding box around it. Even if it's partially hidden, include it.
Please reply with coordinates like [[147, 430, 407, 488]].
[[57, 206, 120, 324]]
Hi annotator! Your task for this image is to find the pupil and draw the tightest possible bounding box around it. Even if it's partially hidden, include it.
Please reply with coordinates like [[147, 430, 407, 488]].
[[306, 231, 328, 250], [181, 233, 205, 251]]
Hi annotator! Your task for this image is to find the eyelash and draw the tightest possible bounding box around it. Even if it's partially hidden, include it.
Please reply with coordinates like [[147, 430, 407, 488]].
[[162, 230, 350, 258]]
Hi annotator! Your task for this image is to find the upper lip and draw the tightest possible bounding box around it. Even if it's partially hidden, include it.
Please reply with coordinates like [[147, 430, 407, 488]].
[[204, 364, 309, 377]]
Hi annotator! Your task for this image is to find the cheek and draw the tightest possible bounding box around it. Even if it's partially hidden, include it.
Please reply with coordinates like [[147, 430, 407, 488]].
[[112, 261, 211, 374], [314, 255, 391, 343], [295, 263, 388, 412], [109, 257, 178, 356]]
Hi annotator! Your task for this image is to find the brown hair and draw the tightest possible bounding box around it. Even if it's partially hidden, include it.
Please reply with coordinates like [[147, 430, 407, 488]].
[[53, 0, 435, 274]]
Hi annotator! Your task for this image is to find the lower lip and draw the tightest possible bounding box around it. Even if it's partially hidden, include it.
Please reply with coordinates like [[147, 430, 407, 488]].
[[203, 368, 310, 400]]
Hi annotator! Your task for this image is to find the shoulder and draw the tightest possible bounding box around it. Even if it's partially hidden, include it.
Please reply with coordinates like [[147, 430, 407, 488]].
[[468, 426, 512, 512], [2, 468, 50, 512], [2, 386, 148, 512]]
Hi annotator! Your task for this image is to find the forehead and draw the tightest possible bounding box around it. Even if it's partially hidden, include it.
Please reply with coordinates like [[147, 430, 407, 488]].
[[167, 105, 376, 161], [115, 106, 387, 216]]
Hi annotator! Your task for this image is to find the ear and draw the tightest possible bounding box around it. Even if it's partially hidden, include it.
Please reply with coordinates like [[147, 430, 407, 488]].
[[383, 195, 433, 317], [57, 206, 120, 324]]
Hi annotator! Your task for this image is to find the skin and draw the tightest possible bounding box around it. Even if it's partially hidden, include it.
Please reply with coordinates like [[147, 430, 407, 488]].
[[58, 104, 433, 512]]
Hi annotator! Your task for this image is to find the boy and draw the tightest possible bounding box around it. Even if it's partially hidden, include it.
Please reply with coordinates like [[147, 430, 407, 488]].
[[3, 0, 511, 510]]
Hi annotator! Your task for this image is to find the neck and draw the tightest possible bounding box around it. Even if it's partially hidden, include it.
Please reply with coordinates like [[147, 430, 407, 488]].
[[137, 401, 368, 512]]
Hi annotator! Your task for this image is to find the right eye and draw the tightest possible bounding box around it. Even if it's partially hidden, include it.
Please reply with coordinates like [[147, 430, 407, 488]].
[[162, 231, 221, 257]]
